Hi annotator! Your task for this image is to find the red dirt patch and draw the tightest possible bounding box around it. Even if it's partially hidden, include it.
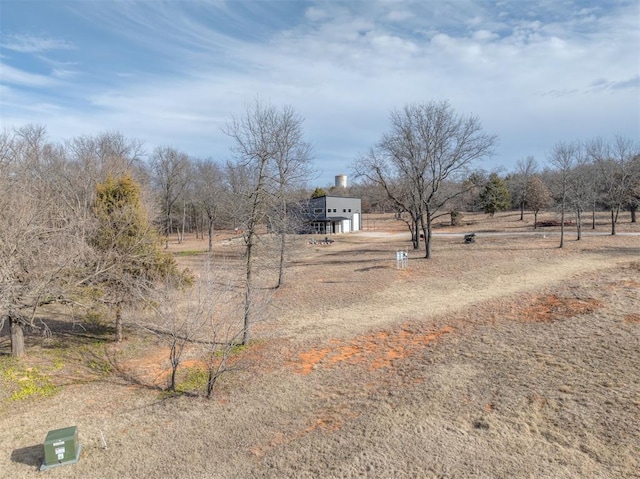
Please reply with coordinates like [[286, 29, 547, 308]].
[[624, 314, 640, 324], [516, 295, 603, 323], [290, 324, 454, 375]]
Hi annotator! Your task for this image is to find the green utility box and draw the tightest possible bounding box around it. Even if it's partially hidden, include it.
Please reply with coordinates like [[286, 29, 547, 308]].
[[40, 426, 82, 471]]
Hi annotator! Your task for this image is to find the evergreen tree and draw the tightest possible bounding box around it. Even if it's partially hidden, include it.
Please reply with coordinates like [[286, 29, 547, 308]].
[[311, 187, 326, 199], [90, 174, 183, 342], [480, 173, 511, 216]]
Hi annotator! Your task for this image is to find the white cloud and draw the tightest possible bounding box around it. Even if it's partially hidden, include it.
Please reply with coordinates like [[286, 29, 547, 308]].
[[471, 30, 499, 42], [386, 10, 412, 22], [1, 34, 75, 53], [0, 63, 58, 87], [305, 7, 328, 21], [1, 0, 638, 184]]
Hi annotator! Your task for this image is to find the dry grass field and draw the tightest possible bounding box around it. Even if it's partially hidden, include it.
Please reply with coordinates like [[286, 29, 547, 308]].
[[1, 211, 639, 478]]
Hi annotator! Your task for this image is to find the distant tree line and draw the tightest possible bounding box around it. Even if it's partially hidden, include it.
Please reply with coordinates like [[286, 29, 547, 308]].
[[351, 102, 639, 255], [1, 98, 638, 367]]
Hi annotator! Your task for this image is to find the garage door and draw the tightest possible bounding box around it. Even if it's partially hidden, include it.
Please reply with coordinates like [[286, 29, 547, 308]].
[[352, 213, 360, 231]]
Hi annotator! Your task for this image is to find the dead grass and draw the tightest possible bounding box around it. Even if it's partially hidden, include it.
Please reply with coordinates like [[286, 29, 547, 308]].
[[0, 210, 638, 478]]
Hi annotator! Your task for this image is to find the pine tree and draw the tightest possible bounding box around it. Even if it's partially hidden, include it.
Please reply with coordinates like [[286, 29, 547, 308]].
[[311, 187, 326, 199], [90, 174, 183, 342], [480, 173, 511, 216]]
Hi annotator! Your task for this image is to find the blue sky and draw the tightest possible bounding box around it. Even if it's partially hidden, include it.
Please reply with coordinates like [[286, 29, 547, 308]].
[[1, 0, 639, 187]]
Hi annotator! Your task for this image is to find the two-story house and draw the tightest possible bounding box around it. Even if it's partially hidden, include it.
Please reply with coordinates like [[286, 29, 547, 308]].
[[305, 196, 361, 234]]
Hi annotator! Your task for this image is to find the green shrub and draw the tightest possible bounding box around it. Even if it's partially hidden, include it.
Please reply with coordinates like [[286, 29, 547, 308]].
[[0, 362, 57, 401], [176, 366, 208, 393]]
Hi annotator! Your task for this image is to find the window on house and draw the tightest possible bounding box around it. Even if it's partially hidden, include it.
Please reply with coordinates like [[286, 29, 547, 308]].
[[348, 209, 352, 212], [343, 209, 346, 213], [314, 208, 323, 214]]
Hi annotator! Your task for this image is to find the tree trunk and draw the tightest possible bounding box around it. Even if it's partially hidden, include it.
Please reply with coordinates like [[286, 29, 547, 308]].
[[243, 231, 254, 346], [206, 368, 217, 399], [10, 314, 25, 357], [412, 219, 420, 249], [206, 354, 228, 399], [169, 343, 178, 392], [534, 210, 538, 229], [520, 201, 524, 220], [592, 203, 596, 230], [277, 231, 286, 289], [559, 198, 565, 248], [611, 209, 616, 235], [631, 206, 637, 223], [207, 215, 214, 253], [576, 208, 582, 241], [179, 202, 186, 244], [165, 209, 171, 249], [276, 202, 288, 289], [115, 305, 123, 342], [423, 211, 432, 259], [425, 228, 432, 259]]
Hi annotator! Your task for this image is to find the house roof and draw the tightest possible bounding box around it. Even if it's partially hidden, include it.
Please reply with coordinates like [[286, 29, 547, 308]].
[[312, 195, 362, 201], [310, 216, 351, 221]]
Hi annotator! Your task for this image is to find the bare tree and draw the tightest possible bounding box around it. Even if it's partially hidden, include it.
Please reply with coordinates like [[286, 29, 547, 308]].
[[628, 154, 640, 223], [549, 141, 579, 248], [198, 263, 246, 398], [222, 99, 306, 343], [527, 176, 552, 228], [354, 150, 424, 248], [349, 179, 395, 214], [193, 159, 225, 252], [510, 156, 538, 220], [269, 106, 313, 288], [0, 126, 89, 356], [223, 99, 278, 345], [566, 146, 594, 240], [138, 275, 204, 392], [355, 101, 497, 258], [587, 136, 640, 235], [150, 146, 191, 248], [59, 132, 146, 247]]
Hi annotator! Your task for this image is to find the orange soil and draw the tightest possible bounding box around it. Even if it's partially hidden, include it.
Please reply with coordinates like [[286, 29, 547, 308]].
[[624, 314, 640, 324], [513, 295, 604, 323], [290, 324, 455, 375]]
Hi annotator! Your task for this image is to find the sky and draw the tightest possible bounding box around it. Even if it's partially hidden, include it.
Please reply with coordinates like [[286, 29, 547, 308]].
[[1, 0, 639, 187]]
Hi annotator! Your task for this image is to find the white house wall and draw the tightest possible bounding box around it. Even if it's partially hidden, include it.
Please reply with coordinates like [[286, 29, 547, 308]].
[[352, 212, 360, 231]]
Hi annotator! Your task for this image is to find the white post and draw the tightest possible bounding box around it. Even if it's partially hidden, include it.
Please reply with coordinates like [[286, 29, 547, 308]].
[[396, 250, 408, 269]]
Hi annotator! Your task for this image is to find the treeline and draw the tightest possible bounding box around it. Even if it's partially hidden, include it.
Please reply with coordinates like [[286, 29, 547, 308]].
[[0, 101, 314, 375], [353, 141, 640, 227], [1, 99, 638, 367], [350, 102, 639, 257]]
